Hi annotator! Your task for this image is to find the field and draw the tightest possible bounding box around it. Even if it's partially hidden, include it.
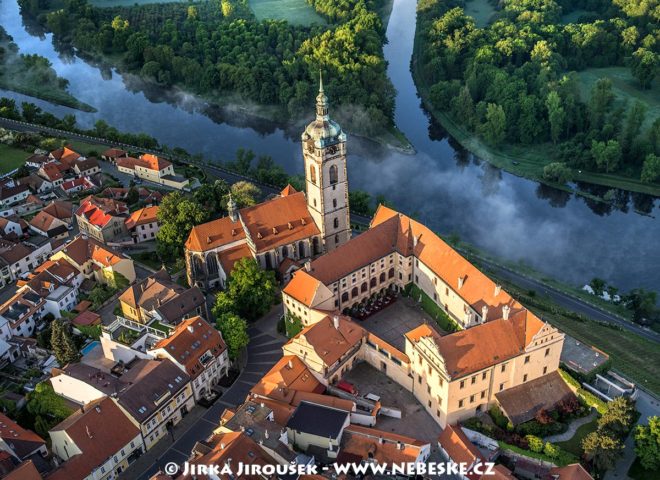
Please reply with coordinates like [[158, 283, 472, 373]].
[[0, 144, 28, 175], [248, 0, 326, 26], [576, 67, 659, 131], [464, 0, 497, 28]]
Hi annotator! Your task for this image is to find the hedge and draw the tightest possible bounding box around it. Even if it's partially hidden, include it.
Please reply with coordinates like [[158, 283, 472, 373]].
[[559, 369, 608, 414]]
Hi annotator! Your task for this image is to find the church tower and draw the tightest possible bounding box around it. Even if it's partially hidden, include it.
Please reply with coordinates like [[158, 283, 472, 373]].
[[302, 73, 351, 252]]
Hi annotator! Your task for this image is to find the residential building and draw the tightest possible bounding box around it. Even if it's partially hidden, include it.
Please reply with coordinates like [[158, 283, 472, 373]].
[[286, 401, 350, 458], [25, 153, 51, 169], [17, 173, 50, 193], [72, 158, 101, 178], [117, 268, 206, 325], [0, 459, 43, 480], [0, 239, 53, 287], [338, 425, 431, 467], [37, 163, 64, 188], [185, 77, 351, 289], [61, 177, 96, 196], [50, 235, 136, 286], [49, 397, 144, 480], [149, 316, 229, 400], [0, 183, 29, 209], [75, 196, 129, 243], [100, 148, 127, 164], [437, 424, 486, 480], [116, 154, 189, 190], [42, 200, 74, 225], [125, 205, 159, 243], [100, 187, 162, 205], [29, 210, 69, 239], [0, 290, 31, 336], [0, 216, 23, 239], [0, 413, 47, 461], [50, 358, 195, 451]]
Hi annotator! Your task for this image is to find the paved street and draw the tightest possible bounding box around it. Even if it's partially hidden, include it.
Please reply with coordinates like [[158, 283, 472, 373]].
[[120, 306, 286, 480]]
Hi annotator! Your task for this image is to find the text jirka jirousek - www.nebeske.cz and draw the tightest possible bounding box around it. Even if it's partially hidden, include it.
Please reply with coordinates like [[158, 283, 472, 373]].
[[177, 461, 499, 477]]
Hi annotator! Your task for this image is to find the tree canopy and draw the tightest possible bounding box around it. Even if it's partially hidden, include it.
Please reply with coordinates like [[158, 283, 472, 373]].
[[634, 416, 660, 470], [156, 191, 209, 260], [216, 312, 249, 360]]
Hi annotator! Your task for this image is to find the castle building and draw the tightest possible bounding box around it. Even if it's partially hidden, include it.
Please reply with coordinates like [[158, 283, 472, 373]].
[[185, 75, 351, 289]]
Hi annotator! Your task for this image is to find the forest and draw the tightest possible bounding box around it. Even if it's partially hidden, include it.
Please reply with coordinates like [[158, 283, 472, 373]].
[[17, 0, 395, 137], [416, 0, 659, 186]]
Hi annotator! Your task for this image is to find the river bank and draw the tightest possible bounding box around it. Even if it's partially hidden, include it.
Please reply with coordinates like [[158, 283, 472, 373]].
[[410, 8, 660, 198]]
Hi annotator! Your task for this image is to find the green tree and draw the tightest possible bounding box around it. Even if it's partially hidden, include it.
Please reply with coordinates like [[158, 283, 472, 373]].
[[582, 431, 624, 472], [621, 102, 647, 154], [591, 140, 622, 173], [452, 85, 475, 128], [641, 153, 660, 183], [216, 313, 249, 360], [228, 181, 261, 208], [50, 319, 80, 366], [156, 191, 209, 260], [526, 435, 543, 453], [212, 258, 277, 321], [193, 179, 230, 214], [479, 103, 506, 145], [634, 416, 660, 470], [598, 397, 636, 436], [25, 383, 72, 438], [624, 288, 657, 323], [631, 48, 658, 89], [546, 91, 565, 144], [126, 186, 139, 205], [111, 15, 129, 31], [543, 442, 559, 459], [589, 278, 607, 296], [543, 162, 572, 184], [589, 78, 614, 130], [349, 190, 372, 215]]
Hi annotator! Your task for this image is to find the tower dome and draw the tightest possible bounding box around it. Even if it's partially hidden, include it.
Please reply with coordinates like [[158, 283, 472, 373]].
[[302, 71, 345, 148]]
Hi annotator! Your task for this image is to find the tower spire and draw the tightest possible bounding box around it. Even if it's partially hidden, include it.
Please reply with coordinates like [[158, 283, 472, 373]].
[[319, 70, 324, 93], [315, 71, 329, 121]]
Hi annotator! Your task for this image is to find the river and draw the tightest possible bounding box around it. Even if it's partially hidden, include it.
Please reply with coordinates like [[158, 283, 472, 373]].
[[0, 0, 658, 292]]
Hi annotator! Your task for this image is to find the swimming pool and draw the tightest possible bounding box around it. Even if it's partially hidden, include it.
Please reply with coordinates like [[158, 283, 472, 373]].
[[81, 340, 100, 356]]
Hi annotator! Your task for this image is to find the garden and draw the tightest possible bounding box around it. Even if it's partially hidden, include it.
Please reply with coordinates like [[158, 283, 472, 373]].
[[343, 287, 397, 321]]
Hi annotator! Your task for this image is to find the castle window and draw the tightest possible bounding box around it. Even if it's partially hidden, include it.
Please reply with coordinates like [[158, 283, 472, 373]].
[[545, 348, 550, 357], [543, 366, 548, 374], [333, 198, 337, 208], [333, 217, 339, 228], [523, 374, 528, 382], [351, 287, 358, 298], [335, 235, 339, 244], [310, 164, 317, 184], [329, 165, 338, 184]]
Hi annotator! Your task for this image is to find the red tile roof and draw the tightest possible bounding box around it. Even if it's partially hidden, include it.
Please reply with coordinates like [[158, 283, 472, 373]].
[[290, 315, 366, 367], [239, 192, 320, 253], [153, 316, 226, 378], [282, 269, 323, 307], [250, 355, 324, 404], [125, 205, 159, 229], [185, 216, 245, 252], [218, 243, 252, 276], [438, 424, 484, 466], [547, 464, 594, 480], [49, 397, 140, 480], [2, 460, 42, 480], [0, 413, 46, 459]]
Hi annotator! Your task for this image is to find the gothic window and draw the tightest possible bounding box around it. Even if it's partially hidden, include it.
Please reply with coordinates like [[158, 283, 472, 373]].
[[298, 241, 305, 258], [207, 254, 219, 277], [281, 246, 288, 259], [312, 237, 321, 255], [264, 252, 272, 269], [341, 292, 349, 303], [388, 268, 395, 279], [333, 217, 339, 229], [351, 287, 359, 298], [329, 165, 338, 185], [361, 282, 368, 293], [379, 272, 386, 283], [310, 164, 317, 184]]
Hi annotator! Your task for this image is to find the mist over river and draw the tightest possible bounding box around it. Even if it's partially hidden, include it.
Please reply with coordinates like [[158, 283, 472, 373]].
[[1, 0, 658, 292]]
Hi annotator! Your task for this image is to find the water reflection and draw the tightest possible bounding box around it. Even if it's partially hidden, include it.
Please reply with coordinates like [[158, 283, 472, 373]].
[[536, 184, 571, 209]]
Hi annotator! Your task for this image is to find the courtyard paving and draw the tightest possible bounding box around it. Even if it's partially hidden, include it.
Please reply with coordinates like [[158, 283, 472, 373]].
[[343, 362, 443, 442], [358, 296, 443, 351]]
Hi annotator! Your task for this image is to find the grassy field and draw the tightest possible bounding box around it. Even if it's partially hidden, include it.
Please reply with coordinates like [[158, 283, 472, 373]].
[[556, 417, 598, 457], [576, 67, 659, 131], [486, 273, 660, 396], [249, 0, 326, 26], [0, 144, 29, 174], [464, 0, 497, 28], [411, 27, 660, 196]]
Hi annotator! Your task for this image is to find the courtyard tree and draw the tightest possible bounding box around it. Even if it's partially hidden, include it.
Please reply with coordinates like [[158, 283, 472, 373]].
[[156, 191, 209, 260], [50, 319, 80, 366], [25, 383, 72, 438], [597, 397, 636, 436], [193, 179, 230, 214], [582, 430, 624, 472], [227, 181, 261, 209], [211, 258, 277, 322], [216, 313, 249, 360]]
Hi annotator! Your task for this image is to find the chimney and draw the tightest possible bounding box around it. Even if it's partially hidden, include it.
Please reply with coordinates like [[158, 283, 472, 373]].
[[287, 359, 293, 369], [378, 436, 384, 444], [481, 305, 488, 322], [413, 235, 419, 248], [397, 441, 403, 450], [304, 261, 311, 272], [494, 284, 501, 296], [333, 315, 340, 329], [458, 276, 465, 289], [220, 443, 225, 450], [187, 325, 194, 334], [502, 305, 511, 320], [86, 426, 93, 439]]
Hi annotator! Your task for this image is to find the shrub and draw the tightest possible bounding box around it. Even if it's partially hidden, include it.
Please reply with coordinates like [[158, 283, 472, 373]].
[[490, 405, 513, 431], [526, 435, 544, 453], [544, 442, 560, 459]]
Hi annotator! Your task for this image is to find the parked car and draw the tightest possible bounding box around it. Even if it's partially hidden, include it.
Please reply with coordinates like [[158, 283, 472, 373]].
[[336, 380, 358, 396]]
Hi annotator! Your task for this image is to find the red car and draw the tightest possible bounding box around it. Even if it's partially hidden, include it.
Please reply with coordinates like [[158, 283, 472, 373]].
[[336, 380, 358, 395]]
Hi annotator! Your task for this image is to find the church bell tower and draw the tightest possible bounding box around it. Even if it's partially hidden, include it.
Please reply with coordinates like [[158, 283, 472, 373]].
[[302, 73, 351, 252]]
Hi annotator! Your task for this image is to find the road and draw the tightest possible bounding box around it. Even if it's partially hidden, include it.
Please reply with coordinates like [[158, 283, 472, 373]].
[[121, 307, 286, 480], [3, 116, 655, 343]]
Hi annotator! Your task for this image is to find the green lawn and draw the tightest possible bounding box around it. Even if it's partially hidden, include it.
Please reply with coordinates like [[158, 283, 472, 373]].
[[0, 144, 28, 174], [576, 67, 659, 131], [464, 0, 498, 28], [556, 417, 598, 457], [249, 0, 326, 26], [560, 9, 594, 25]]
